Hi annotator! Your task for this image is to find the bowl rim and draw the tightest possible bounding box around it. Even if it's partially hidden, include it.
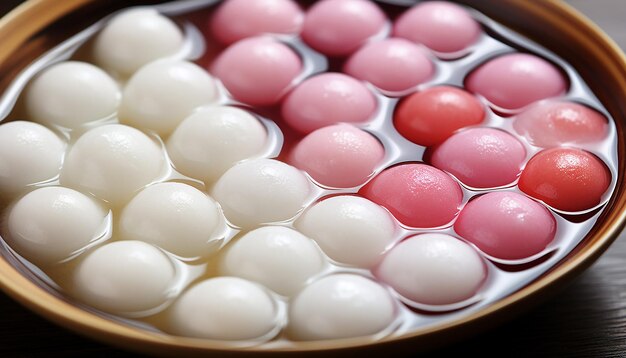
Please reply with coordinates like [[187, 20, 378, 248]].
[[1, 0, 626, 355]]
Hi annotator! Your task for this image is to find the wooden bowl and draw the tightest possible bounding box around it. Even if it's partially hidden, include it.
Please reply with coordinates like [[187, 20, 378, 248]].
[[0, 0, 625, 356]]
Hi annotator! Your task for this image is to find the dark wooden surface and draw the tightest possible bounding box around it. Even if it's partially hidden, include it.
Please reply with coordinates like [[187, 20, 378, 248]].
[[2, 1, 626, 357]]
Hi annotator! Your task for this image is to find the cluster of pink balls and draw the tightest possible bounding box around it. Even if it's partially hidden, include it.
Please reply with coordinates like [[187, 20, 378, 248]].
[[208, 0, 611, 263]]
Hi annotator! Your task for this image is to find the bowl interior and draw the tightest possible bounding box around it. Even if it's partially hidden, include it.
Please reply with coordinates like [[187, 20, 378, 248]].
[[0, 0, 626, 356]]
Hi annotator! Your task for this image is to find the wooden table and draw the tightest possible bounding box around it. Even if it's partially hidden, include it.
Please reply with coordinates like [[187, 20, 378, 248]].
[[1, 1, 626, 356]]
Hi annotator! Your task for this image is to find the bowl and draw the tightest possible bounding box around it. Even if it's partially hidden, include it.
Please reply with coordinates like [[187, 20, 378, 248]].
[[0, 0, 626, 356]]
